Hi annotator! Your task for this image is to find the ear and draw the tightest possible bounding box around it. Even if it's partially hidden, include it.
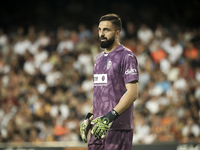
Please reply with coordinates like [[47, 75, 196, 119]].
[[115, 30, 121, 39]]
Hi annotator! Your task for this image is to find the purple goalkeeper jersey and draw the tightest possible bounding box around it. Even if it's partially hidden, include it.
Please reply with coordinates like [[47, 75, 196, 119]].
[[93, 45, 139, 130]]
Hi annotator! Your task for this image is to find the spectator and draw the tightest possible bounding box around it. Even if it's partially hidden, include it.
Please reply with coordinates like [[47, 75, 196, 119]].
[[184, 41, 198, 60], [182, 118, 200, 141], [125, 21, 137, 40], [23, 54, 37, 75], [161, 35, 183, 64], [39, 58, 54, 76], [13, 36, 31, 56], [35, 30, 50, 48], [34, 47, 49, 68], [57, 30, 75, 56], [137, 24, 153, 46], [0, 28, 8, 54], [78, 23, 92, 42], [133, 113, 150, 143]]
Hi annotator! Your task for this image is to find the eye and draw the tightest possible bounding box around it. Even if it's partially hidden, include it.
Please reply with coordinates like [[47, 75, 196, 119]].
[[104, 28, 109, 32]]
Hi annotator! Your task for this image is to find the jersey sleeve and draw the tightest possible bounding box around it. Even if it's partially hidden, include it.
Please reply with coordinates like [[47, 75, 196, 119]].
[[121, 51, 139, 84]]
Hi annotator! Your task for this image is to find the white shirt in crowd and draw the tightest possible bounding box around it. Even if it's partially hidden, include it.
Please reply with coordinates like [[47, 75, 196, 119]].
[[137, 27, 153, 45], [14, 39, 31, 55], [57, 40, 74, 55], [34, 50, 49, 68], [161, 38, 183, 64], [50, 104, 70, 120]]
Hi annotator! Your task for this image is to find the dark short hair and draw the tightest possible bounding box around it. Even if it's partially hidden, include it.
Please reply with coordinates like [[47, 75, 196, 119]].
[[99, 14, 122, 31]]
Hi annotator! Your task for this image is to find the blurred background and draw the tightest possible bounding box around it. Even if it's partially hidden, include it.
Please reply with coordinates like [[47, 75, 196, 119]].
[[0, 0, 200, 149]]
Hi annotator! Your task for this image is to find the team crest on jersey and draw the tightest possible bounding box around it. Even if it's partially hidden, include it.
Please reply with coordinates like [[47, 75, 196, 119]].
[[107, 61, 112, 70]]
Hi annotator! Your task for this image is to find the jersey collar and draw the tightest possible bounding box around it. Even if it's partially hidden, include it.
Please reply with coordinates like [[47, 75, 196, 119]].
[[104, 44, 123, 55]]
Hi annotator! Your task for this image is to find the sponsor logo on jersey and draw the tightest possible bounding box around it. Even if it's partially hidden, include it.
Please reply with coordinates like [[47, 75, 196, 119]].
[[94, 74, 107, 86], [107, 61, 112, 70], [125, 68, 137, 75]]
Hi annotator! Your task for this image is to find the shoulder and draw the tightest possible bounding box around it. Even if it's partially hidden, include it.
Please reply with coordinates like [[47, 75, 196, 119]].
[[120, 45, 137, 60], [95, 51, 104, 61]]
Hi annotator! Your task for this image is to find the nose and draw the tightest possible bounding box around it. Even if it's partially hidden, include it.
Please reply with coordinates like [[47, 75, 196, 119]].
[[99, 30, 105, 37]]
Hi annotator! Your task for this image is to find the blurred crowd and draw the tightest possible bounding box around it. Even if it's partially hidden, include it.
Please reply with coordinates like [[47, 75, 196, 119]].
[[0, 21, 200, 144]]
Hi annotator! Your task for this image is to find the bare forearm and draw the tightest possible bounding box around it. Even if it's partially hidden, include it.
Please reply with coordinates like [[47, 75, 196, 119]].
[[114, 82, 138, 115], [89, 106, 93, 114]]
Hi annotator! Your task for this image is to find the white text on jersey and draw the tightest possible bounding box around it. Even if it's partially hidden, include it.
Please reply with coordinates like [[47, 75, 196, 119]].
[[125, 68, 137, 75]]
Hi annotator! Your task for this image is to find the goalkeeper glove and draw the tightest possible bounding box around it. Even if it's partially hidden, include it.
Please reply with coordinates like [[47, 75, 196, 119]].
[[80, 113, 93, 143], [91, 109, 119, 139]]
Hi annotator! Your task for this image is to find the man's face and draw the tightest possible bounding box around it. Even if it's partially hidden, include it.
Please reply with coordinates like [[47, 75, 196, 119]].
[[98, 21, 116, 48]]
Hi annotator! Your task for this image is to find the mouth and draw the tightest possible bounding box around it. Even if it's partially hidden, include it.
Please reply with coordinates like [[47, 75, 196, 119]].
[[101, 38, 107, 42]]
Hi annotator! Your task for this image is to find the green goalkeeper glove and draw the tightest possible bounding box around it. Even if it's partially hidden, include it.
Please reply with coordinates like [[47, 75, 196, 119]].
[[91, 109, 119, 139], [80, 113, 93, 143]]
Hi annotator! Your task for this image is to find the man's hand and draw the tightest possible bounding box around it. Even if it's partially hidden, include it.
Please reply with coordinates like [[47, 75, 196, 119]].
[[91, 109, 119, 139], [80, 113, 93, 143]]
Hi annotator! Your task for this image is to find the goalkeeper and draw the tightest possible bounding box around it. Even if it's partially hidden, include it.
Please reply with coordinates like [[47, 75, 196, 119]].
[[80, 14, 139, 150]]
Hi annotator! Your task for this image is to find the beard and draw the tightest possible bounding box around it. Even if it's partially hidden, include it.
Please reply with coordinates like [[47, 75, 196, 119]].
[[99, 35, 115, 49]]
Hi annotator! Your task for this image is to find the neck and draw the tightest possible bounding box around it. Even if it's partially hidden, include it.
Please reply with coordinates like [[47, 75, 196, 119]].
[[105, 42, 120, 53]]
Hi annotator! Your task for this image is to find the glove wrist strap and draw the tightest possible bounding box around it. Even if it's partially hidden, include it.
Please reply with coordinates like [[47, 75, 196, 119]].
[[85, 112, 93, 120], [111, 109, 119, 119], [105, 109, 119, 123]]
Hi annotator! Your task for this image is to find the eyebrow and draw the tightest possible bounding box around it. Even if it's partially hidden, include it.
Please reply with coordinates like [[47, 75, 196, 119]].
[[98, 27, 111, 30]]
